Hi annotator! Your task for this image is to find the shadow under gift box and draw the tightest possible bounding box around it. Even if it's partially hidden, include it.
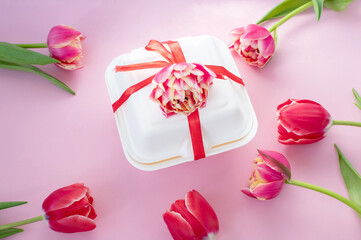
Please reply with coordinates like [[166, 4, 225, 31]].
[[105, 35, 257, 171]]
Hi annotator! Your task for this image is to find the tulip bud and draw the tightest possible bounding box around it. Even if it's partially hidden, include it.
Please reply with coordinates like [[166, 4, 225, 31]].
[[277, 99, 332, 144], [242, 150, 291, 200], [42, 183, 96, 233], [163, 190, 219, 240], [230, 24, 275, 68], [150, 63, 215, 117], [47, 25, 85, 70]]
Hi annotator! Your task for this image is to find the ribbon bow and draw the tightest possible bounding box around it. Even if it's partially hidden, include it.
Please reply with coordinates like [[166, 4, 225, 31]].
[[112, 40, 244, 160]]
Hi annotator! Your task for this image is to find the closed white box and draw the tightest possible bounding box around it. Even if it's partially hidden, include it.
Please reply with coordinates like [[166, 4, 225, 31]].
[[105, 35, 257, 170]]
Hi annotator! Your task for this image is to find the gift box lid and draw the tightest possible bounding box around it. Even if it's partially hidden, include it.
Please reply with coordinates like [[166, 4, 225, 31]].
[[105, 35, 257, 170]]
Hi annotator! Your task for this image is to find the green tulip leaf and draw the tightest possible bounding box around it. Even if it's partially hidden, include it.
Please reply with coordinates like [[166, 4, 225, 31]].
[[335, 144, 361, 218], [0, 42, 59, 66], [257, 0, 309, 24], [0, 202, 27, 210], [0, 228, 24, 239], [352, 88, 361, 110], [0, 60, 75, 95], [312, 0, 324, 21], [324, 0, 354, 11]]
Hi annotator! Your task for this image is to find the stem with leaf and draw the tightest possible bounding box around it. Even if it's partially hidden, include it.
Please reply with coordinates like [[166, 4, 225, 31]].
[[286, 179, 361, 215], [269, 1, 313, 33]]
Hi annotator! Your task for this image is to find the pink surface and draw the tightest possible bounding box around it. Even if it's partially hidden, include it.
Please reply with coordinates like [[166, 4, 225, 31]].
[[1, 0, 361, 239]]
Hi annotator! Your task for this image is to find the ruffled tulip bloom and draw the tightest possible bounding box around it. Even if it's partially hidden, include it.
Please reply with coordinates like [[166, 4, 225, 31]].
[[242, 150, 291, 200], [163, 190, 219, 240], [42, 183, 97, 233], [47, 25, 85, 70], [150, 63, 215, 117], [277, 99, 332, 144], [230, 24, 275, 68], [240, 148, 361, 217]]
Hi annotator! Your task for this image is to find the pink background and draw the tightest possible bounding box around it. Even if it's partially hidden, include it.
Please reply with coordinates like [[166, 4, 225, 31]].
[[1, 0, 361, 239]]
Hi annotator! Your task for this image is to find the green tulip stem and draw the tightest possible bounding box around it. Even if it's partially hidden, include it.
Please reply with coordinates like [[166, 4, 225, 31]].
[[269, 1, 313, 33], [332, 120, 361, 127], [286, 179, 361, 215], [15, 43, 48, 48], [0, 215, 44, 230]]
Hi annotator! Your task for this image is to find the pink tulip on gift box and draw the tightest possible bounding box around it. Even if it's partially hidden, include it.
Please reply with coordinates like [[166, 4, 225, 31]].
[[150, 62, 215, 117]]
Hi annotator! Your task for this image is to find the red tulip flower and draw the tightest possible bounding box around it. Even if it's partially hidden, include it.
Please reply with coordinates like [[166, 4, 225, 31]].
[[163, 190, 219, 240], [42, 183, 97, 233], [0, 183, 96, 238], [277, 99, 333, 144]]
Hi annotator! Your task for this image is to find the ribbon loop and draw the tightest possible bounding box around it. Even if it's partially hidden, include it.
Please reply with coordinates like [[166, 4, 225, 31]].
[[145, 40, 175, 63], [164, 41, 186, 63]]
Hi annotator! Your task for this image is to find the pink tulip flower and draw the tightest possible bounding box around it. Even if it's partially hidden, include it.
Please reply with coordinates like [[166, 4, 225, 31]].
[[150, 63, 215, 117], [242, 150, 291, 200], [42, 183, 96, 233], [230, 24, 275, 68], [47, 25, 85, 70], [277, 99, 332, 144], [163, 190, 219, 240]]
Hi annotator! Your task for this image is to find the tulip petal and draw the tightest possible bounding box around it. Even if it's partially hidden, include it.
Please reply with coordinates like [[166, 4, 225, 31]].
[[185, 190, 219, 234], [242, 24, 270, 40], [55, 58, 83, 70], [50, 45, 82, 62], [163, 212, 197, 240], [256, 162, 283, 182], [258, 150, 291, 180], [42, 183, 88, 213], [47, 25, 83, 48], [48, 215, 96, 233], [241, 188, 257, 198], [45, 196, 96, 221], [278, 123, 326, 144], [230, 27, 245, 36], [251, 180, 284, 200], [258, 35, 275, 59], [154, 64, 174, 84], [277, 98, 294, 111], [169, 199, 207, 238]]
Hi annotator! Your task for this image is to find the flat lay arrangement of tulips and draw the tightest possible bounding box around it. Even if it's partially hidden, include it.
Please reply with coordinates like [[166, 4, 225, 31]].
[[1, 0, 360, 239]]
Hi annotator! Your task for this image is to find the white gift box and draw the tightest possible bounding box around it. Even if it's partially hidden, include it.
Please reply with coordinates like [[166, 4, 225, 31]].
[[105, 35, 257, 171]]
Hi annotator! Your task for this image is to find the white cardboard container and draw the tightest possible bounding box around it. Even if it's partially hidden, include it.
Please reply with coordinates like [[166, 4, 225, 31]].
[[105, 35, 257, 171]]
